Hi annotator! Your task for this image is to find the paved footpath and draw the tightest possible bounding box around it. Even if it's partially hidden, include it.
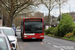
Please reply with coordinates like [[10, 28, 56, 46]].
[[17, 42, 20, 50]]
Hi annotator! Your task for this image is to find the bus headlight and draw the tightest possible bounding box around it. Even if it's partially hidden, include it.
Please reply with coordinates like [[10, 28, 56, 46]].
[[40, 35, 44, 37], [24, 36, 27, 37]]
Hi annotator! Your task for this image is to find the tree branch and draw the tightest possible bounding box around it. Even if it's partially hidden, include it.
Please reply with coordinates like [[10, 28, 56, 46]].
[[13, 11, 33, 19], [50, 3, 58, 11], [15, 0, 30, 9], [41, 0, 48, 8], [15, 0, 35, 15], [15, 4, 30, 15], [0, 0, 10, 11], [12, 0, 19, 15], [12, 0, 31, 15]]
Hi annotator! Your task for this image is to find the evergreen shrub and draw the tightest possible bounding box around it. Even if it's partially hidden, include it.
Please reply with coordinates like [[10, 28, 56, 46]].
[[55, 13, 74, 37]]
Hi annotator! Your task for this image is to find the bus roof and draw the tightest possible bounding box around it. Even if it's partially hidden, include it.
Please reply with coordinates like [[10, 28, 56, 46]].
[[23, 17, 43, 20]]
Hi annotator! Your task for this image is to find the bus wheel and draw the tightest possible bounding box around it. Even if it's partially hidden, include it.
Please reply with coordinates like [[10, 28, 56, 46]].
[[21, 38, 25, 41], [21, 36, 25, 41]]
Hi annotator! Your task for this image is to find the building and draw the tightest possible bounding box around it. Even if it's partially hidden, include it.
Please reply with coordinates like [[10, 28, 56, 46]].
[[34, 12, 44, 18], [69, 12, 75, 20], [44, 16, 58, 27], [58, 12, 75, 21], [17, 12, 44, 18]]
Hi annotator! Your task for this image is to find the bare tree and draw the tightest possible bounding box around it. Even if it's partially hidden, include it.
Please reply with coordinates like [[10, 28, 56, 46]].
[[41, 0, 68, 26], [13, 17, 22, 27], [56, 0, 68, 20], [41, 0, 58, 27], [0, 1, 3, 26], [0, 0, 41, 27]]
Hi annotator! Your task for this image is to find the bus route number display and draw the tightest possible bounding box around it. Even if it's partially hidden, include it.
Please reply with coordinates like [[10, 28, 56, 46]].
[[25, 19, 42, 22]]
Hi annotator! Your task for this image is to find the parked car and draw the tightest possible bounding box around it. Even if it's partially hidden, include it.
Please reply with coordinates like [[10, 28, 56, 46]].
[[0, 33, 13, 50], [0, 27, 17, 50]]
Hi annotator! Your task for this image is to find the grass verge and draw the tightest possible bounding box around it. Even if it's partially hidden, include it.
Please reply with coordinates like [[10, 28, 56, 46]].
[[45, 33, 75, 42]]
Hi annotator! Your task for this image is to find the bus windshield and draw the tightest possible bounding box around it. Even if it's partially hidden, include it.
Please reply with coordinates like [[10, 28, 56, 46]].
[[25, 22, 42, 33]]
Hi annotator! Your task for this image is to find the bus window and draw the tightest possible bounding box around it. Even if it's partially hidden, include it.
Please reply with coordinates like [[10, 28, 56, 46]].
[[25, 22, 42, 33]]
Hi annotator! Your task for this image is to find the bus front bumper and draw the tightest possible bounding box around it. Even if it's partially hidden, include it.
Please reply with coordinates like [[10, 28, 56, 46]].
[[23, 35, 44, 39]]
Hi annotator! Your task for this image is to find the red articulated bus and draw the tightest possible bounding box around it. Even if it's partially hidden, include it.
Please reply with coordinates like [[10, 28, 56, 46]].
[[21, 18, 45, 41]]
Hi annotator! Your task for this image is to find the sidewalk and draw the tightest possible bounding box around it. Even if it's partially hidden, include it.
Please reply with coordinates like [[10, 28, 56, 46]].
[[17, 42, 20, 50]]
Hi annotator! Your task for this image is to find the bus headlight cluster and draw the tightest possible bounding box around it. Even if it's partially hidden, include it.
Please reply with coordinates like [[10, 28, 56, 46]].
[[24, 36, 27, 37], [40, 35, 44, 37]]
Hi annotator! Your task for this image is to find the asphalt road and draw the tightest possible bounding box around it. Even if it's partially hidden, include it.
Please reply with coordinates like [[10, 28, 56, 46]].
[[16, 31, 75, 50]]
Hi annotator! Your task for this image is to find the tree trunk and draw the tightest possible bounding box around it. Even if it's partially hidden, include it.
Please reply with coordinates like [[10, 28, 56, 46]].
[[48, 9, 50, 28], [59, 0, 61, 20], [7, 16, 12, 27], [7, 0, 13, 27], [48, 0, 52, 28]]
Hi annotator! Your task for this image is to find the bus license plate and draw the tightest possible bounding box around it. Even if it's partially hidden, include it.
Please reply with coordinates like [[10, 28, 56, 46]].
[[32, 38, 36, 39]]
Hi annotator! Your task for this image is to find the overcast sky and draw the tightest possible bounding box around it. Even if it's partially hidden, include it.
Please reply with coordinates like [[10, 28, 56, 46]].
[[37, 0, 75, 17]]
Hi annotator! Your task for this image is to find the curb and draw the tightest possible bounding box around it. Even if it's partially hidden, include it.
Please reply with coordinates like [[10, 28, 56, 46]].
[[45, 35, 75, 42]]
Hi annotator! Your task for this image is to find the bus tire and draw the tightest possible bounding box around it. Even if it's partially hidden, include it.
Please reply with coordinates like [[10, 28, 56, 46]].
[[21, 35, 25, 41], [21, 37, 25, 41]]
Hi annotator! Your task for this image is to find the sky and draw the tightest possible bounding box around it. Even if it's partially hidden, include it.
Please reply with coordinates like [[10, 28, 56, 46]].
[[37, 0, 75, 17]]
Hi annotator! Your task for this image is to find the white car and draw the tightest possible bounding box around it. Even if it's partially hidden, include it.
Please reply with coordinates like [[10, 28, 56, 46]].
[[0, 33, 12, 50], [0, 27, 17, 50]]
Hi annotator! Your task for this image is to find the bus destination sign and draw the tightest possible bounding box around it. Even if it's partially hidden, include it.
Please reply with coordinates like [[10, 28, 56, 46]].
[[25, 19, 42, 22]]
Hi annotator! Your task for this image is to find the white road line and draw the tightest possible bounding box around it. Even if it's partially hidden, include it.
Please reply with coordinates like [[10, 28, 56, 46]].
[[53, 45, 64, 50], [44, 41, 51, 44], [53, 45, 57, 48], [48, 42, 51, 44], [44, 41, 46, 42], [61, 48, 64, 50]]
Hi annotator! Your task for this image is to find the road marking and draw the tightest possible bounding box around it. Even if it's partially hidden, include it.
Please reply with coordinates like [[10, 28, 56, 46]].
[[44, 41, 51, 44], [48, 42, 51, 44], [53, 45, 57, 48], [53, 45, 64, 50], [61, 48, 64, 50], [43, 41, 46, 42]]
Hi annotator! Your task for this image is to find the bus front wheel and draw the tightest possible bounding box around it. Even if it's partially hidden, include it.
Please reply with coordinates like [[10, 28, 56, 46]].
[[21, 35, 25, 41]]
